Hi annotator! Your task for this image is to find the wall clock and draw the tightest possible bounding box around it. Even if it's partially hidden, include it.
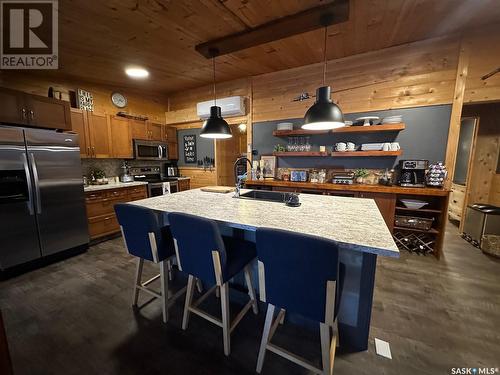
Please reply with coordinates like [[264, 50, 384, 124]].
[[111, 92, 127, 108]]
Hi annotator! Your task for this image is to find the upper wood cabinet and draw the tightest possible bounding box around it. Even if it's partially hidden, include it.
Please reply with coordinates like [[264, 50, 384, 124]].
[[0, 87, 71, 130], [130, 120, 148, 140], [164, 126, 176, 142], [70, 109, 91, 158], [88, 113, 112, 158], [0, 87, 28, 125], [109, 116, 133, 158], [149, 121, 163, 141]]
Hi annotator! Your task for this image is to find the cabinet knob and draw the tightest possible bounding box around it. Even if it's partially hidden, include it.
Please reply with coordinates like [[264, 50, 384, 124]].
[[29, 110, 34, 120], [21, 108, 27, 119]]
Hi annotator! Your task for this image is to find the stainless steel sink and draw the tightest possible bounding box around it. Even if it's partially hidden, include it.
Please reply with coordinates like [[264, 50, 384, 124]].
[[238, 190, 288, 203]]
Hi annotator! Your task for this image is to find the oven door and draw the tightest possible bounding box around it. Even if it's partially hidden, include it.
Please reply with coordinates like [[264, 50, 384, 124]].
[[134, 140, 169, 161], [148, 182, 177, 197]]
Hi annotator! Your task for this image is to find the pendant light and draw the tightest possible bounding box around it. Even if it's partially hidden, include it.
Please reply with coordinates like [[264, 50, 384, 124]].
[[302, 22, 344, 130], [200, 50, 232, 139]]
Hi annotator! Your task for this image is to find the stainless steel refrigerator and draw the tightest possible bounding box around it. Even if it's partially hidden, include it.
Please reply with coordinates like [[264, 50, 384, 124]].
[[0, 126, 89, 271]]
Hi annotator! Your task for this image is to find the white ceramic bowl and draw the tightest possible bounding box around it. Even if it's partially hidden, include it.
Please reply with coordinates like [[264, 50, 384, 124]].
[[400, 199, 429, 209]]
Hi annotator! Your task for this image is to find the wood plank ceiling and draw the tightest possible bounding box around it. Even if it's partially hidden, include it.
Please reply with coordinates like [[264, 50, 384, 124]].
[[21, 0, 500, 94]]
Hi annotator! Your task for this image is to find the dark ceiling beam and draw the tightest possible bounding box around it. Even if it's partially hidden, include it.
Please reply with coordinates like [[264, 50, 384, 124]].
[[195, 0, 350, 58]]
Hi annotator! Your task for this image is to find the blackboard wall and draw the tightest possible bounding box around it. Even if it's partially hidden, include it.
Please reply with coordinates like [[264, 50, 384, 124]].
[[176, 128, 215, 167], [252, 105, 452, 170]]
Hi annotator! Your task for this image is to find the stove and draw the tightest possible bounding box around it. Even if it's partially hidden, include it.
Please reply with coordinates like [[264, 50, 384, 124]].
[[130, 166, 179, 196]]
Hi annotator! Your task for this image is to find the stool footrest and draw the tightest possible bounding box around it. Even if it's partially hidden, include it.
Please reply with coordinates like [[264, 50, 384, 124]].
[[267, 344, 322, 374], [230, 299, 254, 333], [189, 307, 223, 327]]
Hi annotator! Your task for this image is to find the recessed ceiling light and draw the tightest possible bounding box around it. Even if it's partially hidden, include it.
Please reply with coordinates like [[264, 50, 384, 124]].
[[125, 67, 149, 79]]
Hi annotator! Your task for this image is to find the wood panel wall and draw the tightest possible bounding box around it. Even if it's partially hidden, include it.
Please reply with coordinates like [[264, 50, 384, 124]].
[[464, 27, 500, 104], [251, 36, 460, 122], [178, 167, 217, 189], [0, 72, 168, 121], [490, 174, 500, 206]]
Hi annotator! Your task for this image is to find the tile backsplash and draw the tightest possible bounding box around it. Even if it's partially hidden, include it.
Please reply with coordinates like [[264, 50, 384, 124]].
[[81, 159, 163, 178]]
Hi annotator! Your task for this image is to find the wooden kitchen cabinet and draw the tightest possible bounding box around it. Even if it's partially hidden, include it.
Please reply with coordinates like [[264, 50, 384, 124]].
[[0, 87, 28, 125], [0, 87, 71, 129], [168, 142, 178, 159], [26, 95, 71, 130], [357, 192, 396, 232], [85, 185, 147, 240], [178, 178, 190, 191], [130, 119, 148, 140], [109, 116, 133, 158], [88, 113, 112, 158], [70, 109, 91, 158], [148, 121, 164, 141], [132, 119, 164, 141]]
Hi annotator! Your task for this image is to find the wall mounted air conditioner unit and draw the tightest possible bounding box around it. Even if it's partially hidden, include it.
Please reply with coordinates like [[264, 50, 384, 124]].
[[196, 96, 246, 119]]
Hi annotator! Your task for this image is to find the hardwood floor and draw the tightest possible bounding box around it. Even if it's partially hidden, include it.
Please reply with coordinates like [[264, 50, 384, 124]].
[[0, 223, 499, 374]]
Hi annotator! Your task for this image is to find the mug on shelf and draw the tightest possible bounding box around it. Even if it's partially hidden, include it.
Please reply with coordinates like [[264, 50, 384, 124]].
[[390, 142, 400, 151], [335, 142, 347, 152], [346, 142, 355, 151]]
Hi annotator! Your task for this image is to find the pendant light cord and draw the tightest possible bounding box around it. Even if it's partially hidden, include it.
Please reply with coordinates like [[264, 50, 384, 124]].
[[212, 56, 217, 106], [322, 25, 328, 86]]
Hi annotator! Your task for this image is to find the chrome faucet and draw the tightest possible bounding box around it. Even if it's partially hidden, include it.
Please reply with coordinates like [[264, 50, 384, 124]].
[[233, 156, 252, 198]]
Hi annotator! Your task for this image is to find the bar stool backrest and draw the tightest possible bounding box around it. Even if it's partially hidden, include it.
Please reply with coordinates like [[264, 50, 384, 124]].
[[114, 203, 174, 263], [256, 228, 339, 324], [168, 212, 226, 285]]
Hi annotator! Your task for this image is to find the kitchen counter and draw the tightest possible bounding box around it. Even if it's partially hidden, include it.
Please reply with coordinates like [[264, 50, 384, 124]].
[[130, 188, 398, 257], [245, 179, 449, 196], [84, 181, 148, 192], [129, 188, 398, 352]]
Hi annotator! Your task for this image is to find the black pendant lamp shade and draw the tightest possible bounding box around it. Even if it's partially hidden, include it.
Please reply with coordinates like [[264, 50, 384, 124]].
[[302, 86, 344, 130], [200, 106, 232, 139]]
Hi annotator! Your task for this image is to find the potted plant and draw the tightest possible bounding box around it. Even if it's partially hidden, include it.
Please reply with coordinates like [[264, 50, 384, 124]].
[[353, 168, 369, 184], [89, 168, 108, 185]]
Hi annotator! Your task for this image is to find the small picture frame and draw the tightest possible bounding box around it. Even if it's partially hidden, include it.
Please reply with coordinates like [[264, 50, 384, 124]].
[[261, 155, 276, 179]]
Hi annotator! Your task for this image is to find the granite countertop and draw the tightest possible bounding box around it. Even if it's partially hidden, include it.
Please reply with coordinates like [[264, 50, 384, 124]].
[[130, 189, 399, 257], [177, 177, 190, 180], [84, 181, 148, 192]]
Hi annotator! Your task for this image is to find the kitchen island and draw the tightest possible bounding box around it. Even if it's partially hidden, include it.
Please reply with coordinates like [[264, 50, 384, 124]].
[[130, 188, 399, 352]]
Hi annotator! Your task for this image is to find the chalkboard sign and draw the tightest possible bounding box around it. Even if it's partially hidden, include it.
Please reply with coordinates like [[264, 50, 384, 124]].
[[183, 134, 197, 163]]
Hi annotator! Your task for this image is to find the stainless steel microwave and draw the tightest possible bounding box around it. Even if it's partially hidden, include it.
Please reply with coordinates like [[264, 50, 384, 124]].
[[133, 140, 169, 160]]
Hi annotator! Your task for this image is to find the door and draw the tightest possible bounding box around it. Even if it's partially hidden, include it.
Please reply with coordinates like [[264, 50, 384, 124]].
[[130, 119, 148, 140], [148, 121, 163, 141], [0, 88, 28, 125], [164, 126, 176, 142], [0, 126, 41, 269], [25, 129, 88, 256], [70, 109, 91, 158], [88, 113, 111, 158], [25, 94, 71, 130], [110, 116, 133, 158]]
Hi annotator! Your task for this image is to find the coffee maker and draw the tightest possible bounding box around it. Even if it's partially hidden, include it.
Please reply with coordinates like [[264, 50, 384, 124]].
[[165, 161, 179, 177], [398, 160, 428, 187]]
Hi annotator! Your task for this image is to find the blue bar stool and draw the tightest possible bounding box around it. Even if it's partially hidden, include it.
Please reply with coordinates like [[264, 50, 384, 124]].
[[168, 212, 258, 356], [255, 228, 340, 375], [114, 203, 186, 323]]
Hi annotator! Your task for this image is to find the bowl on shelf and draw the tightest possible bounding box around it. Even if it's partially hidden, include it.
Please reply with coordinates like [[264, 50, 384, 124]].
[[277, 122, 293, 131], [400, 199, 429, 209]]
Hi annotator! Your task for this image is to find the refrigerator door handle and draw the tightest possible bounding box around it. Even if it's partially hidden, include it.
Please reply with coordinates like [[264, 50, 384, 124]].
[[30, 153, 42, 214], [22, 153, 35, 215], [158, 145, 162, 159]]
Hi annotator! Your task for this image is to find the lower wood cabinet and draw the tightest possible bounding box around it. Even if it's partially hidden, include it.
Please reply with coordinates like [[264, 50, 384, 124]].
[[358, 192, 396, 232], [178, 178, 190, 191], [85, 185, 147, 240]]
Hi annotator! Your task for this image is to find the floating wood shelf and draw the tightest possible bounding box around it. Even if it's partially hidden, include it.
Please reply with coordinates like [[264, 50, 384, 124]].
[[331, 150, 402, 157], [394, 226, 439, 235], [273, 151, 329, 157], [273, 129, 329, 136], [396, 206, 442, 214], [272, 123, 405, 136]]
